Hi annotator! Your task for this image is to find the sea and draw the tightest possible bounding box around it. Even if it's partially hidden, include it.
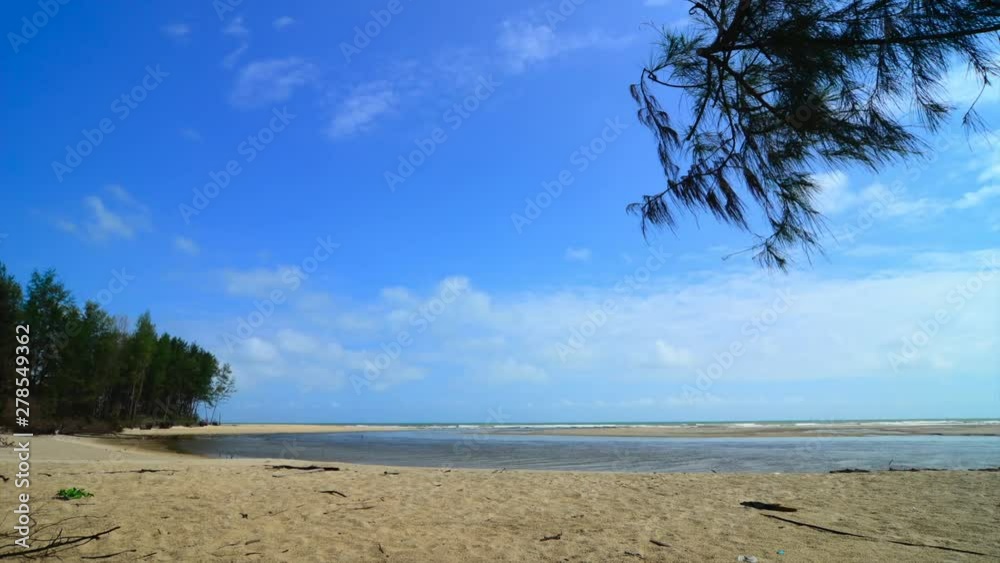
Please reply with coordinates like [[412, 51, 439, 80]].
[[164, 419, 1000, 473]]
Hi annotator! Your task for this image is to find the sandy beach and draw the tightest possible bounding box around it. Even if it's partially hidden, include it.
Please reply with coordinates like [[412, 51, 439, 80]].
[[120, 423, 408, 437], [0, 434, 997, 562]]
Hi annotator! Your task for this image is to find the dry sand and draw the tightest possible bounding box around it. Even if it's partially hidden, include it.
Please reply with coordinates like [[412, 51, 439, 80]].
[[120, 423, 407, 437], [1, 435, 997, 562]]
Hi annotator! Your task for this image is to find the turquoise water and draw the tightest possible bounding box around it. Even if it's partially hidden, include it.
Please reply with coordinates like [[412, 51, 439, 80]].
[[169, 428, 1000, 473]]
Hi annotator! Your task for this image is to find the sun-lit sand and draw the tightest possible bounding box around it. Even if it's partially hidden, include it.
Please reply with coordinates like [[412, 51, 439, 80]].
[[1, 434, 997, 562], [120, 423, 407, 436]]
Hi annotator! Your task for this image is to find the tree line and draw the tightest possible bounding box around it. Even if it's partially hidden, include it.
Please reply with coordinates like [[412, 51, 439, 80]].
[[0, 262, 234, 432]]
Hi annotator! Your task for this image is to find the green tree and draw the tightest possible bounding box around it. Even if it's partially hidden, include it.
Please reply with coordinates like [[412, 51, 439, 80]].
[[24, 270, 77, 395], [631, 0, 999, 269], [123, 312, 157, 421], [0, 263, 24, 418]]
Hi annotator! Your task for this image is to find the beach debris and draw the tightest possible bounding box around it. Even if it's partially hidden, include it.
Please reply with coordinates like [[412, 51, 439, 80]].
[[56, 487, 95, 500], [624, 550, 644, 558], [829, 468, 870, 473], [319, 489, 348, 498], [540, 533, 562, 542], [776, 549, 785, 555], [736, 556, 758, 563], [761, 514, 991, 556], [267, 464, 340, 472], [740, 501, 797, 512], [0, 525, 121, 559], [649, 539, 670, 548], [492, 468, 506, 474], [383, 471, 400, 476], [0, 474, 7, 482], [80, 549, 137, 559], [240, 513, 249, 519], [378, 542, 387, 557]]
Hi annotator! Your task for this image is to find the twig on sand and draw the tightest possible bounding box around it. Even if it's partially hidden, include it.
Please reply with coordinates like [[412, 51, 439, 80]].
[[540, 533, 562, 542], [649, 539, 671, 548], [319, 490, 347, 498], [761, 514, 991, 556], [81, 549, 137, 559], [378, 542, 387, 557], [740, 501, 798, 512], [0, 525, 121, 559], [267, 465, 340, 471], [624, 550, 644, 558], [383, 471, 399, 476]]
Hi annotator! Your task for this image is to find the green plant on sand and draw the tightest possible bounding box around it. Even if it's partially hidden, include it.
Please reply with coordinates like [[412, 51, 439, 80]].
[[56, 487, 94, 500]]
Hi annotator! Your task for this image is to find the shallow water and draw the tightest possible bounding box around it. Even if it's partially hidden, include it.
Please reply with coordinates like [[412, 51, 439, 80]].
[[166, 429, 1000, 473]]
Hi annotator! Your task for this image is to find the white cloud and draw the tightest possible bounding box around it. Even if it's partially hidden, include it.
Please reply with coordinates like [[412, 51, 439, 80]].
[[206, 250, 1000, 395], [223, 15, 249, 37], [328, 81, 397, 138], [564, 247, 592, 262], [497, 20, 633, 73], [954, 184, 1000, 209], [273, 16, 295, 30], [174, 236, 200, 256], [222, 266, 302, 298], [179, 128, 203, 143], [230, 57, 317, 108], [162, 23, 191, 40], [223, 42, 250, 69], [655, 340, 695, 367], [811, 170, 855, 214], [62, 185, 151, 242]]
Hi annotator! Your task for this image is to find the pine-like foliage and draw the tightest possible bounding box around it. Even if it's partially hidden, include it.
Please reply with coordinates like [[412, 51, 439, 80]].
[[630, 0, 1000, 269]]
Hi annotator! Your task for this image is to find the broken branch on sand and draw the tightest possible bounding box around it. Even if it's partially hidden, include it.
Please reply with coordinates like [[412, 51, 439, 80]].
[[761, 514, 991, 556], [540, 533, 562, 541], [0, 525, 121, 559], [319, 490, 347, 498], [266, 465, 340, 471]]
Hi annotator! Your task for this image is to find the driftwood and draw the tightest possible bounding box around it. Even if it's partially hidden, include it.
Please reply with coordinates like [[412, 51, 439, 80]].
[[81, 549, 137, 559], [624, 550, 644, 558], [0, 525, 121, 559], [383, 471, 399, 476], [740, 501, 798, 512], [649, 539, 670, 548], [267, 465, 340, 471], [319, 490, 347, 498], [540, 533, 562, 542], [762, 514, 990, 556], [378, 542, 387, 556]]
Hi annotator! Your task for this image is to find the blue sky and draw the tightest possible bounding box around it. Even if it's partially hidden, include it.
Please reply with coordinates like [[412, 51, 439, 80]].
[[2, 0, 998, 423]]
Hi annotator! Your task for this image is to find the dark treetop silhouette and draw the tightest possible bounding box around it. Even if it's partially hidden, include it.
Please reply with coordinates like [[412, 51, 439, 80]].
[[631, 0, 1000, 269]]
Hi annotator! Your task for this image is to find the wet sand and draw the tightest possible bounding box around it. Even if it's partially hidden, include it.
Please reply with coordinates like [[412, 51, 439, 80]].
[[0, 434, 996, 562]]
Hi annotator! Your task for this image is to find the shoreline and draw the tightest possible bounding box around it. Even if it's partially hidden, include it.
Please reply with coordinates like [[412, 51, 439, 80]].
[[113, 421, 1000, 439], [2, 435, 997, 561]]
